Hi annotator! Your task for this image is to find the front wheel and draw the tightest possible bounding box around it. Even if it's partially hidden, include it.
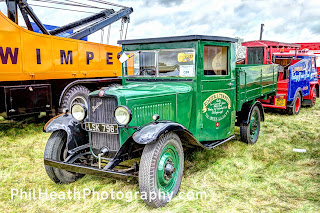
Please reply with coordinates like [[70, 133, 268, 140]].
[[240, 106, 261, 144], [139, 132, 184, 208], [44, 130, 84, 184]]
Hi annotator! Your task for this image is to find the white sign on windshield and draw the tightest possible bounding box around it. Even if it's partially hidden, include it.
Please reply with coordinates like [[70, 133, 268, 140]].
[[180, 65, 195, 77]]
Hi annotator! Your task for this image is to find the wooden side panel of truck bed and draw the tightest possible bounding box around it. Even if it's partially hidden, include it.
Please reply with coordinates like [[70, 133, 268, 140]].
[[235, 64, 279, 111], [0, 12, 122, 82]]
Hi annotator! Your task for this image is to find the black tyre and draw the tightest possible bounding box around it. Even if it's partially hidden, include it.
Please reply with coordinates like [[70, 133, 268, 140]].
[[59, 85, 90, 113], [240, 106, 261, 144], [44, 130, 84, 184], [311, 88, 317, 107], [287, 92, 302, 115], [139, 132, 184, 208]]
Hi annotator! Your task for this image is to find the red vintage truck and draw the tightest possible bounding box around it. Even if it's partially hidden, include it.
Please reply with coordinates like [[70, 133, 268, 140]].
[[241, 40, 319, 114]]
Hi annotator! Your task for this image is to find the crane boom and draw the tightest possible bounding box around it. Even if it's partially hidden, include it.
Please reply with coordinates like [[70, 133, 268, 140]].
[[68, 7, 133, 40], [49, 9, 115, 36], [5, 0, 133, 40]]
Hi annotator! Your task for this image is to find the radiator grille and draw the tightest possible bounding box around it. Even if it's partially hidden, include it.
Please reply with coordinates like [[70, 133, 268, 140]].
[[89, 96, 120, 153]]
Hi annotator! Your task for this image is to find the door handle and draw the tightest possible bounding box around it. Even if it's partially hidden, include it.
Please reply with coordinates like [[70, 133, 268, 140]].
[[228, 82, 234, 87]]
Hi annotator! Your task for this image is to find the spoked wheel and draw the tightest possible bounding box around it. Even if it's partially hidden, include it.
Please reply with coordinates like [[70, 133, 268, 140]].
[[288, 92, 302, 115], [44, 130, 85, 184], [59, 85, 90, 113], [139, 132, 184, 208], [311, 88, 317, 107], [240, 106, 261, 144], [71, 95, 88, 107]]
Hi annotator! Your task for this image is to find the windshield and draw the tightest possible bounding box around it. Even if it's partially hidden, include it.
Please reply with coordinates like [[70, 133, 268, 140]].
[[123, 48, 195, 77]]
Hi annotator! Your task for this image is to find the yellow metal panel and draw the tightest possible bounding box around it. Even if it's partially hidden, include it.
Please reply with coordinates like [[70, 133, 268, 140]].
[[21, 30, 53, 80], [78, 42, 101, 73], [0, 12, 23, 81], [52, 37, 79, 75], [99, 44, 122, 77]]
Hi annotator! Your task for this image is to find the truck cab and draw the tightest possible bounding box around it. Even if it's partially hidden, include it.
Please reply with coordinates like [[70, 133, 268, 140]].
[[43, 35, 279, 208], [242, 40, 319, 114]]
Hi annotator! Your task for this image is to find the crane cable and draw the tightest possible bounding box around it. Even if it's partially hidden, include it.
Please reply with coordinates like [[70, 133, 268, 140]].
[[31, 0, 107, 10], [28, 4, 97, 14], [86, 0, 128, 8]]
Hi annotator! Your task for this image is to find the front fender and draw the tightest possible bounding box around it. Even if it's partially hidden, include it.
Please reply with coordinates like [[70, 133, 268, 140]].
[[132, 121, 187, 145], [43, 113, 88, 150]]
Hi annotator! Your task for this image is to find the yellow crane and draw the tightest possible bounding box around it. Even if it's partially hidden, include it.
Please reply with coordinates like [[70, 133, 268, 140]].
[[0, 0, 132, 118]]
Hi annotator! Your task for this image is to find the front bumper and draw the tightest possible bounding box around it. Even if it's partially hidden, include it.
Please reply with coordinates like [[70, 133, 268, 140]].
[[44, 158, 135, 180]]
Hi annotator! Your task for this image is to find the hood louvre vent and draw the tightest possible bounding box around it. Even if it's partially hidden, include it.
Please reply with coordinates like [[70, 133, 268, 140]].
[[132, 103, 173, 126]]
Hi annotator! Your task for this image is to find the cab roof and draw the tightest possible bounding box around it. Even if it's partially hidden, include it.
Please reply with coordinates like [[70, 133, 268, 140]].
[[273, 52, 315, 57], [118, 35, 238, 45], [242, 40, 300, 48]]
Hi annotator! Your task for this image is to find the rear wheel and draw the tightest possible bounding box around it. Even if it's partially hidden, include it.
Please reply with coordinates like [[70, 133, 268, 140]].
[[139, 132, 184, 208], [240, 106, 261, 144], [59, 85, 91, 113], [288, 92, 302, 115], [44, 130, 84, 184]]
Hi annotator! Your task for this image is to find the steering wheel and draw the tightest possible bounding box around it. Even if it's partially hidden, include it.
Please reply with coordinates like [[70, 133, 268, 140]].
[[139, 68, 156, 76]]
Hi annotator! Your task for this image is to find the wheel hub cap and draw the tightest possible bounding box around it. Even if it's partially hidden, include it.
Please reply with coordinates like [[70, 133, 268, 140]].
[[250, 111, 259, 140], [295, 97, 300, 112], [156, 144, 179, 193], [164, 160, 175, 180]]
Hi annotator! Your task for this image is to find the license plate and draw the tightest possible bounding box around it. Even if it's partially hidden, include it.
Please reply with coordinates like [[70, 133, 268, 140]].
[[85, 122, 118, 134], [275, 98, 286, 106]]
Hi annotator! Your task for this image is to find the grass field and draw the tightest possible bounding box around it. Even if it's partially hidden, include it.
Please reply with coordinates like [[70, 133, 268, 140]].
[[0, 104, 319, 212]]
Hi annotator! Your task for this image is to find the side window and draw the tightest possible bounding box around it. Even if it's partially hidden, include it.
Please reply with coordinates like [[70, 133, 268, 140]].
[[247, 47, 264, 64], [204, 46, 228, 75]]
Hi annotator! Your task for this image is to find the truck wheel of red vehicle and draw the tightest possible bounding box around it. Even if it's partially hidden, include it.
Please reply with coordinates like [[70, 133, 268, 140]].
[[139, 132, 184, 208], [288, 93, 302, 115], [44, 130, 85, 184], [311, 88, 317, 107], [59, 85, 91, 113], [240, 106, 261, 144]]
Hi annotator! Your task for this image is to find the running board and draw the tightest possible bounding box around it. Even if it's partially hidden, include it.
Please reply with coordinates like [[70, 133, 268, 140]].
[[44, 159, 135, 179], [201, 135, 235, 149]]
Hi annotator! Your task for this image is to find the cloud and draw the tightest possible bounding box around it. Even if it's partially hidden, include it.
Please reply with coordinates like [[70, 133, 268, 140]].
[[122, 0, 184, 7], [0, 0, 319, 44], [152, 0, 184, 7]]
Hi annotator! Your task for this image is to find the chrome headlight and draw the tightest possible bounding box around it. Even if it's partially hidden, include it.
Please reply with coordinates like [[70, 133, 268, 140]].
[[71, 103, 87, 121], [114, 106, 132, 125]]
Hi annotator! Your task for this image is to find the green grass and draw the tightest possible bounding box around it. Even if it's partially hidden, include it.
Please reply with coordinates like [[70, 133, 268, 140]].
[[0, 104, 320, 212]]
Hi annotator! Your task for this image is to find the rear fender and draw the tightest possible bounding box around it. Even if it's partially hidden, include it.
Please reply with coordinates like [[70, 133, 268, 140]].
[[287, 88, 302, 107], [43, 113, 88, 150], [237, 101, 265, 125]]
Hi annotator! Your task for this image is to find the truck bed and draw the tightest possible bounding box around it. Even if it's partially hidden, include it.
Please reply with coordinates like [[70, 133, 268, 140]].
[[235, 64, 279, 111]]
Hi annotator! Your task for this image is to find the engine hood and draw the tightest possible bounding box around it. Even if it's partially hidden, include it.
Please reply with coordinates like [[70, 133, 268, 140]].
[[89, 82, 193, 130], [94, 82, 193, 100]]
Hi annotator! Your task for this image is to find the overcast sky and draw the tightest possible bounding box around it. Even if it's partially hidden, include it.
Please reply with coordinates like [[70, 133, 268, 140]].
[[0, 0, 319, 45]]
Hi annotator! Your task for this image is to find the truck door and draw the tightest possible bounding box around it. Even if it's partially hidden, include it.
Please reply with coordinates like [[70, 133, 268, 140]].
[[200, 43, 236, 142], [288, 58, 311, 100]]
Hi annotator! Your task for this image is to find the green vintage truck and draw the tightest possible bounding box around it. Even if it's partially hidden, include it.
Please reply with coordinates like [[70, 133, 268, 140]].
[[43, 35, 279, 207]]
